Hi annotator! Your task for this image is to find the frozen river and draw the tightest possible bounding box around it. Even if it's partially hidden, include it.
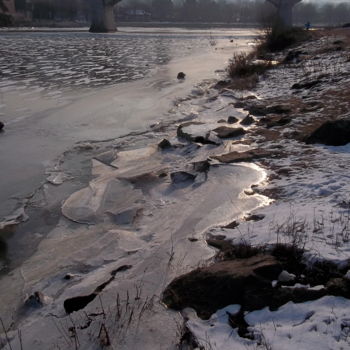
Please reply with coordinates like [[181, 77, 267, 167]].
[[0, 27, 265, 350], [0, 28, 256, 219]]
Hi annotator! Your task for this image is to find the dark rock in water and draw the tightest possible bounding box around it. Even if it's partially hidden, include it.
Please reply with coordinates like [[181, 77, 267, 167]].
[[177, 72, 186, 80], [223, 220, 240, 229], [25, 291, 48, 308], [0, 121, 4, 131], [162, 254, 283, 318], [171, 171, 196, 184], [193, 160, 210, 173], [245, 214, 265, 222], [234, 101, 245, 108], [248, 103, 268, 116], [158, 139, 172, 150], [212, 149, 272, 163], [64, 273, 77, 280], [213, 126, 246, 139], [217, 119, 226, 123], [343, 23, 350, 28], [305, 118, 350, 146], [258, 115, 291, 128], [292, 79, 322, 90], [240, 115, 255, 126], [227, 116, 239, 124], [266, 104, 291, 114]]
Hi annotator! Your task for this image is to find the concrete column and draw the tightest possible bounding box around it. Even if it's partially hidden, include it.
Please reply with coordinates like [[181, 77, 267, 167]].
[[89, 0, 122, 33], [267, 0, 302, 27]]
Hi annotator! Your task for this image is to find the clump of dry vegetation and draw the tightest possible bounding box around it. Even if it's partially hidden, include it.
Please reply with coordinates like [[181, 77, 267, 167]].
[[257, 24, 309, 54], [226, 23, 310, 90], [227, 52, 271, 78]]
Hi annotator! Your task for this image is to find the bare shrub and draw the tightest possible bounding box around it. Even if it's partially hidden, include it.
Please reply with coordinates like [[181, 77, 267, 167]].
[[227, 52, 271, 79]]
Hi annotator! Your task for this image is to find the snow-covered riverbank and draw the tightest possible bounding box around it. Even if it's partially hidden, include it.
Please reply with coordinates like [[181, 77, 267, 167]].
[[175, 28, 350, 349], [2, 27, 350, 350]]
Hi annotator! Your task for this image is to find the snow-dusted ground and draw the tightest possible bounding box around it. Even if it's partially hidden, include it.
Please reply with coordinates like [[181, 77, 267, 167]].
[[184, 30, 350, 349]]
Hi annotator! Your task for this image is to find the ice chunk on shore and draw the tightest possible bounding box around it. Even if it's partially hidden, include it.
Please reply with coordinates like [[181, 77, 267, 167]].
[[62, 166, 143, 225]]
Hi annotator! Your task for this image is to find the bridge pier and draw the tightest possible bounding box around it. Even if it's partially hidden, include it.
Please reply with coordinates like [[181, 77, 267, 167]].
[[267, 0, 302, 27], [89, 0, 122, 33]]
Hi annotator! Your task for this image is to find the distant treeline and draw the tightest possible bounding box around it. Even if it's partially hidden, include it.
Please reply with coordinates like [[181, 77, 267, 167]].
[[28, 0, 350, 26]]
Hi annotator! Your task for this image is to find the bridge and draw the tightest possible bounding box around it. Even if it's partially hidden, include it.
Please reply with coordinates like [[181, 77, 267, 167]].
[[89, 0, 303, 33], [267, 0, 302, 27]]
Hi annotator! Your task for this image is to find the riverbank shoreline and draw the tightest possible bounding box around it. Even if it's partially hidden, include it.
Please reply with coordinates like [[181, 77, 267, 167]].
[[164, 27, 350, 349], [1, 27, 350, 350]]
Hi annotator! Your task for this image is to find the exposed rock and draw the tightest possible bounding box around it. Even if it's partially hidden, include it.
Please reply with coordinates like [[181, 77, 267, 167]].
[[213, 126, 246, 139], [265, 104, 291, 114], [0, 121, 4, 131], [227, 116, 239, 124], [170, 171, 197, 184], [245, 214, 265, 222], [326, 278, 350, 297], [24, 291, 50, 308], [212, 149, 271, 163], [192, 160, 210, 173], [222, 220, 239, 229], [177, 122, 219, 145], [64, 273, 78, 280], [292, 79, 322, 90], [162, 254, 283, 318], [258, 115, 291, 128], [158, 139, 172, 150], [233, 101, 245, 108], [278, 270, 296, 282], [240, 115, 255, 126], [177, 72, 186, 80], [248, 103, 268, 116], [217, 119, 226, 123], [305, 118, 350, 146]]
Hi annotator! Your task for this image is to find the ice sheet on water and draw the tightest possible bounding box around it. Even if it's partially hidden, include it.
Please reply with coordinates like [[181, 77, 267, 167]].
[[0, 31, 220, 94]]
